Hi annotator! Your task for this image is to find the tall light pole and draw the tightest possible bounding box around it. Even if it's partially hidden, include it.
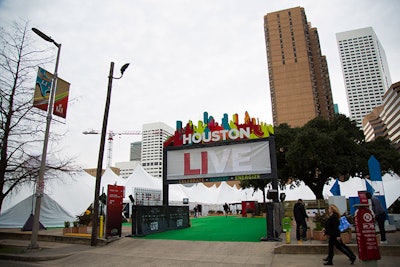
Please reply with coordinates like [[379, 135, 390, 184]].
[[29, 28, 61, 249], [91, 62, 129, 246]]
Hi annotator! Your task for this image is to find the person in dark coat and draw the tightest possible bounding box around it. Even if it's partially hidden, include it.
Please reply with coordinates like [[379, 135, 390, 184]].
[[223, 203, 229, 218], [293, 199, 308, 241], [193, 205, 198, 218], [323, 204, 356, 265], [366, 192, 387, 243]]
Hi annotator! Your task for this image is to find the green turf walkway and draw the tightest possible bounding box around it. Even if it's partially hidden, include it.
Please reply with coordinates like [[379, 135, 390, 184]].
[[136, 216, 267, 242]]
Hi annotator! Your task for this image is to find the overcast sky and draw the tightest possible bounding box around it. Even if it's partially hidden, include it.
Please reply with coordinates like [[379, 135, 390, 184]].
[[1, 0, 399, 169]]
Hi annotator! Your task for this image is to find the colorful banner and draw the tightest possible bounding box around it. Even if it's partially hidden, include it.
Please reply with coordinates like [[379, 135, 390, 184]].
[[33, 67, 70, 118], [164, 111, 274, 147]]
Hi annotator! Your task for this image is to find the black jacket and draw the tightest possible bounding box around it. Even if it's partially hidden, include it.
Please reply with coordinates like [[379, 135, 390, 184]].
[[293, 203, 308, 222], [324, 213, 340, 238]]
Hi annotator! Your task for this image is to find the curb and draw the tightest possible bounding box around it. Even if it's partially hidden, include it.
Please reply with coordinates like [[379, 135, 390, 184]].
[[274, 243, 400, 256], [0, 252, 72, 262], [0, 232, 110, 246]]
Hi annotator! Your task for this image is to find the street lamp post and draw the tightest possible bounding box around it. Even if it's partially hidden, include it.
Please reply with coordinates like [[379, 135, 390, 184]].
[[29, 28, 61, 249], [91, 62, 129, 246]]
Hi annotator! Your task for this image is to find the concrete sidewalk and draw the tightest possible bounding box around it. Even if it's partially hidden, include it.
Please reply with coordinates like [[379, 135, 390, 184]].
[[0, 225, 399, 266]]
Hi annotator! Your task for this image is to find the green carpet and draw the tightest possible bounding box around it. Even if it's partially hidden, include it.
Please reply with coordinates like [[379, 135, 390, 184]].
[[136, 216, 267, 242]]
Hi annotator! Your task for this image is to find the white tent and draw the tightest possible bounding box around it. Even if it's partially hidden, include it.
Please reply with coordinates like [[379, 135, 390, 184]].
[[100, 167, 126, 190], [379, 178, 400, 208], [3, 164, 395, 229], [120, 165, 318, 206], [280, 181, 316, 201], [123, 165, 162, 202], [215, 181, 243, 204], [0, 171, 95, 228], [169, 184, 188, 203], [178, 183, 212, 203], [323, 173, 400, 208]]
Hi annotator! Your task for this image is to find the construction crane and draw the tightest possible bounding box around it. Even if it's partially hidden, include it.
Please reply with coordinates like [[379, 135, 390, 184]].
[[83, 129, 142, 167]]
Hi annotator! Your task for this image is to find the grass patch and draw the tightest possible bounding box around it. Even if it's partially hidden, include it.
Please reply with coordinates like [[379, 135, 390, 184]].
[[137, 216, 267, 242]]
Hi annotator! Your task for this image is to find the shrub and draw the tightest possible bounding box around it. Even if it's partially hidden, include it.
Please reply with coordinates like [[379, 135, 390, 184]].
[[76, 208, 92, 226], [313, 212, 328, 230]]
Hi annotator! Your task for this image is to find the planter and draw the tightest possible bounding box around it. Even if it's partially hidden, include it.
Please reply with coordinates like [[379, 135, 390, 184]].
[[305, 228, 311, 240], [78, 226, 88, 233], [312, 230, 327, 241], [63, 228, 72, 235], [69, 226, 88, 234]]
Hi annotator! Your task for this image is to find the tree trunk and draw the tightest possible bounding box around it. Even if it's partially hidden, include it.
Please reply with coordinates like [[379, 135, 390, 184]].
[[307, 180, 325, 200]]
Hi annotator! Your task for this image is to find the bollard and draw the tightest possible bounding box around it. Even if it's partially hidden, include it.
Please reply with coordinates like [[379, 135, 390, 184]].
[[99, 215, 104, 238], [285, 230, 291, 244]]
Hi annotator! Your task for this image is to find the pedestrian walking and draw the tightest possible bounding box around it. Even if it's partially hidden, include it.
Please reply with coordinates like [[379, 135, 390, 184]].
[[293, 199, 308, 241], [223, 202, 229, 218], [193, 205, 198, 218], [366, 191, 387, 243], [323, 204, 356, 265]]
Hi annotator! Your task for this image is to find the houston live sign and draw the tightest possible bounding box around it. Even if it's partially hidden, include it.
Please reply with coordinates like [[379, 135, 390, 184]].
[[166, 140, 272, 181], [163, 111, 277, 186], [182, 127, 251, 145]]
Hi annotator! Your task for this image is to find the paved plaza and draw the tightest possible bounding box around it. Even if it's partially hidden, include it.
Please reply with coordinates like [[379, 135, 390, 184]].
[[0, 224, 399, 266]]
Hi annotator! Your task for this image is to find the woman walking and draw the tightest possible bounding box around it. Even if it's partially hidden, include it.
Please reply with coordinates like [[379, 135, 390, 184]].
[[323, 204, 356, 265]]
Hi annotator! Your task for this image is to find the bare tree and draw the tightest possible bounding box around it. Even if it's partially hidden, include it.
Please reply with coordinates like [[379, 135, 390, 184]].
[[0, 20, 77, 212]]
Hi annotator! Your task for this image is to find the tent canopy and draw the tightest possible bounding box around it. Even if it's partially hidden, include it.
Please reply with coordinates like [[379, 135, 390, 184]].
[[0, 171, 95, 228], [2, 164, 398, 229]]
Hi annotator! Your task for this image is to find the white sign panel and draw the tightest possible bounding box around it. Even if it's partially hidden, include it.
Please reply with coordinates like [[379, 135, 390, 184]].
[[166, 140, 271, 180]]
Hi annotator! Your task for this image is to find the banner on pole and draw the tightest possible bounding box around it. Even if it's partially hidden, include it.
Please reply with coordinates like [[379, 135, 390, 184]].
[[33, 67, 70, 118]]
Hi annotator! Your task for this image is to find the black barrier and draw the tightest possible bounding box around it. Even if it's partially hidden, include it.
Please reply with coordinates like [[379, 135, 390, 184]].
[[132, 205, 189, 236], [168, 206, 190, 229], [261, 202, 283, 241]]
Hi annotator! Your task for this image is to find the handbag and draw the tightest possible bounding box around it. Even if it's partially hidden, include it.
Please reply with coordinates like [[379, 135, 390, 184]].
[[339, 216, 351, 232]]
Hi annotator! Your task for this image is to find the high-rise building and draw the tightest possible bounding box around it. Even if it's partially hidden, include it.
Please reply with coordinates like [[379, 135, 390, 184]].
[[264, 7, 335, 127], [141, 122, 174, 179], [336, 27, 392, 128], [130, 141, 141, 161], [363, 81, 400, 151]]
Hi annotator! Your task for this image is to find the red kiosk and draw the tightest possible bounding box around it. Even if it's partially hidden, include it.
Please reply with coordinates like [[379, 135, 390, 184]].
[[354, 191, 380, 264], [241, 201, 258, 217]]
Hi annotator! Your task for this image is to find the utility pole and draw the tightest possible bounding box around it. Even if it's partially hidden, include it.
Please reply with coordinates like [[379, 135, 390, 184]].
[[29, 28, 61, 250], [91, 62, 129, 246]]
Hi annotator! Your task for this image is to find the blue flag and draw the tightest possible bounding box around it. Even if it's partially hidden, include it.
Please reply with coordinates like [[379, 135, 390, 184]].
[[365, 180, 375, 195], [368, 155, 382, 181], [330, 179, 341, 196]]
